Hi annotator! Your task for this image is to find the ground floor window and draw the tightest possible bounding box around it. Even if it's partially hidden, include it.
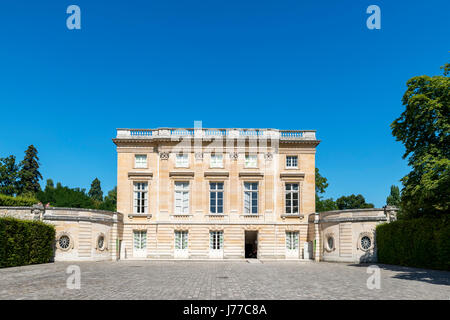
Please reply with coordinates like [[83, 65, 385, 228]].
[[286, 232, 299, 250], [175, 231, 188, 250], [210, 231, 224, 250], [133, 230, 147, 250]]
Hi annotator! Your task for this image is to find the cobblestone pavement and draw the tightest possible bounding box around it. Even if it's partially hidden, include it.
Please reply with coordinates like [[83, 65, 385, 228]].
[[0, 260, 449, 300]]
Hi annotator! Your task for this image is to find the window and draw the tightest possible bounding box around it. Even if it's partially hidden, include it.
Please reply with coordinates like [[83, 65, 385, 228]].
[[327, 236, 334, 251], [286, 232, 299, 250], [245, 154, 257, 168], [244, 182, 258, 214], [210, 182, 224, 214], [176, 153, 189, 167], [210, 154, 223, 168], [133, 182, 148, 213], [97, 235, 105, 250], [58, 235, 71, 250], [133, 230, 147, 250], [210, 231, 223, 250], [135, 154, 147, 168], [360, 236, 372, 250], [286, 156, 298, 168], [285, 183, 299, 214], [175, 231, 188, 250], [174, 182, 189, 214]]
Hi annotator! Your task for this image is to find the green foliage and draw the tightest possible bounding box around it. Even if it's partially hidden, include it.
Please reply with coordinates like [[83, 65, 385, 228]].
[[0, 155, 19, 196], [336, 194, 374, 210], [391, 63, 450, 217], [37, 179, 117, 211], [316, 198, 338, 212], [99, 186, 117, 212], [17, 145, 42, 195], [386, 185, 401, 207], [0, 193, 38, 207], [315, 168, 337, 212], [0, 217, 55, 268], [88, 178, 103, 201], [37, 180, 95, 208], [376, 217, 450, 271]]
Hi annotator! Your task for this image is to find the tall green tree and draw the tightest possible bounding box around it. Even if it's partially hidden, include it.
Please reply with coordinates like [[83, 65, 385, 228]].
[[315, 168, 338, 212], [99, 186, 117, 212], [0, 155, 19, 196], [336, 194, 374, 210], [391, 63, 450, 217], [386, 185, 401, 207], [88, 178, 103, 201], [17, 145, 42, 195]]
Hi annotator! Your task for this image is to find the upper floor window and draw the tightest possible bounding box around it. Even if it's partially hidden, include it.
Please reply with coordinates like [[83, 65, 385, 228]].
[[244, 182, 258, 214], [285, 183, 299, 214], [210, 154, 223, 168], [210, 182, 224, 214], [245, 154, 257, 168], [174, 182, 189, 214], [175, 154, 189, 167], [133, 182, 148, 214], [286, 156, 298, 168], [135, 155, 147, 168]]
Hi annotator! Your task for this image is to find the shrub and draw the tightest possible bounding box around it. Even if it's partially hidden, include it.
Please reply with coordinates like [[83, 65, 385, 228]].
[[376, 217, 450, 271], [0, 217, 55, 268], [0, 193, 38, 207]]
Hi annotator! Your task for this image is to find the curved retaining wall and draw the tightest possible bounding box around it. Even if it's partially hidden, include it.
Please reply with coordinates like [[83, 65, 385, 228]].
[[317, 207, 397, 263], [0, 206, 123, 262]]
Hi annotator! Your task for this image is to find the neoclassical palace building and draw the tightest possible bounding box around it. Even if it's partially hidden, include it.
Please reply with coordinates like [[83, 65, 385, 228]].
[[114, 127, 319, 260], [0, 126, 398, 262]]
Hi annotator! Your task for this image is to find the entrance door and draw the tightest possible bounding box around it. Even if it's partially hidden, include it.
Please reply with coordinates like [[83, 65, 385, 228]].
[[174, 231, 189, 258], [133, 230, 147, 258], [285, 231, 299, 259], [209, 231, 224, 259], [245, 231, 258, 258]]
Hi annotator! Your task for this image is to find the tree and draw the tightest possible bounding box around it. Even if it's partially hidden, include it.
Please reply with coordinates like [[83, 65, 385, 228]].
[[391, 63, 449, 217], [17, 145, 42, 195], [99, 186, 117, 212], [88, 178, 103, 201], [37, 181, 95, 208], [0, 155, 19, 196], [315, 168, 338, 212], [336, 194, 374, 210], [386, 185, 401, 207]]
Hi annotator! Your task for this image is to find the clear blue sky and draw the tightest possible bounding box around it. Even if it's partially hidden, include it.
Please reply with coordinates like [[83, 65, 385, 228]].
[[0, 1, 448, 207]]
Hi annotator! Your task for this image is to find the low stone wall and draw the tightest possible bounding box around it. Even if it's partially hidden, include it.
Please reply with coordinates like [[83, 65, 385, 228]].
[[0, 206, 123, 262]]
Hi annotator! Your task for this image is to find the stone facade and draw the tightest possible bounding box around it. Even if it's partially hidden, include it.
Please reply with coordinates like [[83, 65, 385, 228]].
[[113, 127, 319, 260]]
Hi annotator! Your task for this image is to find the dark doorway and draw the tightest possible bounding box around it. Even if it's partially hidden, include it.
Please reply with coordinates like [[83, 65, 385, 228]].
[[245, 231, 258, 258]]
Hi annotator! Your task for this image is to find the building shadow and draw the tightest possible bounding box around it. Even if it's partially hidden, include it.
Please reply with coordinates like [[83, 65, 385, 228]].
[[348, 262, 450, 286]]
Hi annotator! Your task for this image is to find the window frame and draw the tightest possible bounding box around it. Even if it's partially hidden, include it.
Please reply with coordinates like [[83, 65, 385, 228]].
[[209, 231, 224, 250], [244, 154, 258, 168], [174, 181, 190, 214], [286, 155, 298, 169], [209, 182, 224, 214], [243, 182, 259, 214], [174, 230, 188, 250], [133, 182, 148, 214], [284, 183, 300, 215], [285, 231, 299, 250], [134, 154, 148, 168], [210, 154, 224, 168], [175, 153, 189, 168]]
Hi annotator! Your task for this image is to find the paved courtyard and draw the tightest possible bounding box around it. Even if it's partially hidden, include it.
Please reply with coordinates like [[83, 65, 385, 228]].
[[0, 260, 449, 300]]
